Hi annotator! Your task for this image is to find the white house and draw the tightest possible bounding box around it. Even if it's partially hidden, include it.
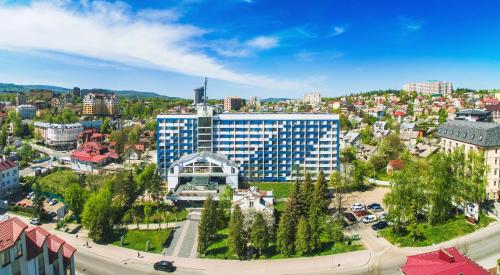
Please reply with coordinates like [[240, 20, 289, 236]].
[[0, 159, 19, 199], [232, 186, 274, 215]]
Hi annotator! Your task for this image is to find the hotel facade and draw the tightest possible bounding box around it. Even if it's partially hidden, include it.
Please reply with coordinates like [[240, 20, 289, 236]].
[[157, 106, 339, 186]]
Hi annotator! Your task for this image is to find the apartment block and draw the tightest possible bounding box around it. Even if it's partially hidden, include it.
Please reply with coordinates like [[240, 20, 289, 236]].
[[82, 93, 118, 116], [403, 81, 453, 95], [437, 120, 500, 200], [157, 105, 339, 184], [223, 96, 243, 112]]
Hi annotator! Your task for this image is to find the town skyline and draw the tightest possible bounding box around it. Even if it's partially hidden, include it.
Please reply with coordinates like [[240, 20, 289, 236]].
[[2, 0, 500, 97]]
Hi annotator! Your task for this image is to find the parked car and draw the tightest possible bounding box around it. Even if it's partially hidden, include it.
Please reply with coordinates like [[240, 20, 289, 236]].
[[153, 261, 175, 272], [30, 218, 41, 226], [351, 202, 365, 212], [362, 215, 377, 224], [371, 221, 388, 230], [367, 203, 381, 210], [379, 213, 388, 221], [343, 212, 358, 224], [371, 205, 384, 212], [49, 199, 58, 206]]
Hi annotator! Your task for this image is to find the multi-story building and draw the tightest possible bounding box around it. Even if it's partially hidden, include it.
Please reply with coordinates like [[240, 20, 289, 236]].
[[157, 105, 339, 189], [403, 81, 453, 96], [223, 96, 243, 112], [193, 87, 205, 105], [0, 217, 76, 275], [16, 93, 26, 106], [303, 92, 322, 105], [72, 87, 80, 98], [484, 104, 500, 123], [437, 120, 500, 200], [0, 159, 19, 199], [82, 93, 118, 116], [454, 109, 492, 122], [34, 122, 84, 148], [247, 96, 261, 109], [16, 105, 37, 119]]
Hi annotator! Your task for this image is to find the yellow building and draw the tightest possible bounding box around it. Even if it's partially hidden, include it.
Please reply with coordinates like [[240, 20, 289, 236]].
[[82, 93, 118, 116]]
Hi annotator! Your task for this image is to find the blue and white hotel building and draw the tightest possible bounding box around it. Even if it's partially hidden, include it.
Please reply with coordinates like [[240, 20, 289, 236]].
[[157, 105, 339, 190]]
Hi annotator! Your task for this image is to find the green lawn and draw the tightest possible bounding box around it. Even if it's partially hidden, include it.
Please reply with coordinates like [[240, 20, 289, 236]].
[[252, 182, 295, 199], [203, 228, 363, 260], [380, 214, 495, 247], [111, 229, 172, 253]]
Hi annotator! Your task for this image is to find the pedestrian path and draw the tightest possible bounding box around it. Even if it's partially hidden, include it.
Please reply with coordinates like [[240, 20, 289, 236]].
[[162, 221, 186, 256], [178, 220, 199, 258]]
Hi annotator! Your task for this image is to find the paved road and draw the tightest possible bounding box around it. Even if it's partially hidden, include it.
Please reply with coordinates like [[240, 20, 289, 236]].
[[75, 249, 207, 275]]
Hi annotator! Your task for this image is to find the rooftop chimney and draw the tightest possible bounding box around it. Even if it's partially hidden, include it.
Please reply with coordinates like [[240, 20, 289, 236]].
[[438, 249, 455, 263]]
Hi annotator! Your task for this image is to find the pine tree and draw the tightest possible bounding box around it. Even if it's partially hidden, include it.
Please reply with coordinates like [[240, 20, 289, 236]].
[[313, 169, 329, 214], [300, 172, 314, 216], [32, 181, 44, 219], [277, 197, 299, 256], [251, 212, 269, 258], [228, 205, 247, 259], [308, 205, 321, 252], [197, 196, 217, 255], [295, 216, 311, 255]]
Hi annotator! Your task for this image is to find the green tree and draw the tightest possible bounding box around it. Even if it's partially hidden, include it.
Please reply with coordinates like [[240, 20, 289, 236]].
[[100, 118, 112, 134], [295, 216, 311, 255], [81, 186, 115, 242], [300, 173, 314, 216], [64, 184, 87, 220], [110, 130, 127, 157], [250, 212, 269, 258], [228, 205, 247, 259], [32, 181, 44, 219], [277, 196, 299, 256], [312, 169, 329, 214], [197, 196, 217, 255], [438, 108, 447, 123], [144, 204, 153, 230], [0, 127, 7, 147]]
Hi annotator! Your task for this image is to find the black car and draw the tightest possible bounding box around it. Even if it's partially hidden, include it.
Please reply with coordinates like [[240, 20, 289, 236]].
[[153, 261, 175, 272], [371, 221, 388, 231], [367, 203, 381, 210], [343, 212, 358, 224]]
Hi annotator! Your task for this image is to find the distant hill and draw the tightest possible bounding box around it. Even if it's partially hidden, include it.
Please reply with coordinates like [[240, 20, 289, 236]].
[[0, 82, 177, 99]]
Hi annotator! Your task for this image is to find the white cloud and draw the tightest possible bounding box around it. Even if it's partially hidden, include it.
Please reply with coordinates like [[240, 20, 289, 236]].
[[0, 1, 302, 90], [330, 26, 346, 37], [208, 35, 279, 58], [398, 16, 424, 32], [246, 36, 279, 49]]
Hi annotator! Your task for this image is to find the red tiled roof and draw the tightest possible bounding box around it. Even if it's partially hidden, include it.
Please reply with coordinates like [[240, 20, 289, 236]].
[[0, 159, 17, 172], [393, 111, 406, 117], [62, 243, 76, 264], [0, 217, 28, 252], [25, 226, 50, 260], [401, 247, 489, 275], [47, 234, 65, 262], [71, 142, 118, 163]]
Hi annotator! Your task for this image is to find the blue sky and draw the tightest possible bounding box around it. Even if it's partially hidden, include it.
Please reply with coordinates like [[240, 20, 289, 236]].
[[0, 0, 500, 98]]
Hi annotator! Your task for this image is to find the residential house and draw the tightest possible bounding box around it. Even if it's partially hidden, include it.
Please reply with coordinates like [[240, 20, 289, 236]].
[[484, 104, 500, 123], [401, 247, 489, 275], [0, 159, 19, 199], [373, 121, 390, 138], [232, 186, 274, 216], [387, 159, 404, 175], [0, 217, 76, 275], [70, 142, 119, 173], [399, 131, 420, 147]]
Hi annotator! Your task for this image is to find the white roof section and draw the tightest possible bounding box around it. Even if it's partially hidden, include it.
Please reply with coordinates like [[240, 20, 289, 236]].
[[216, 113, 338, 120], [34, 122, 84, 129]]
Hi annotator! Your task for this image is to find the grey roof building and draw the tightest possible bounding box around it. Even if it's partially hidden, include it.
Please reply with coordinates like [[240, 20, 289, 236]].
[[454, 109, 492, 122], [437, 120, 500, 147]]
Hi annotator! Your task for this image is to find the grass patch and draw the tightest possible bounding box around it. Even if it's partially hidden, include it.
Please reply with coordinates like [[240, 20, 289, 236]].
[[380, 214, 495, 247], [203, 228, 363, 260], [111, 228, 172, 253], [252, 182, 295, 199]]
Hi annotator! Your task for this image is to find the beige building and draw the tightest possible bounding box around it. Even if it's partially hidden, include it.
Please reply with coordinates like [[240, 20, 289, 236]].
[[437, 120, 500, 200], [223, 96, 243, 111], [303, 92, 322, 105], [403, 81, 453, 96], [82, 93, 118, 116]]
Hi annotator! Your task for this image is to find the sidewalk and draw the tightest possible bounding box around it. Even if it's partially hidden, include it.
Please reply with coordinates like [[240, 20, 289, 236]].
[[125, 222, 180, 230]]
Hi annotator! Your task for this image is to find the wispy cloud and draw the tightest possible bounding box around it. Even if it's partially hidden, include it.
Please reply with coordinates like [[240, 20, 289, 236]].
[[330, 25, 346, 37], [208, 36, 278, 57], [0, 1, 303, 90], [398, 16, 424, 32], [295, 51, 344, 62]]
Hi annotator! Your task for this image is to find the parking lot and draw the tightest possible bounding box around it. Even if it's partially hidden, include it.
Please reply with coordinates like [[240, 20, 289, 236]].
[[341, 187, 391, 230]]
